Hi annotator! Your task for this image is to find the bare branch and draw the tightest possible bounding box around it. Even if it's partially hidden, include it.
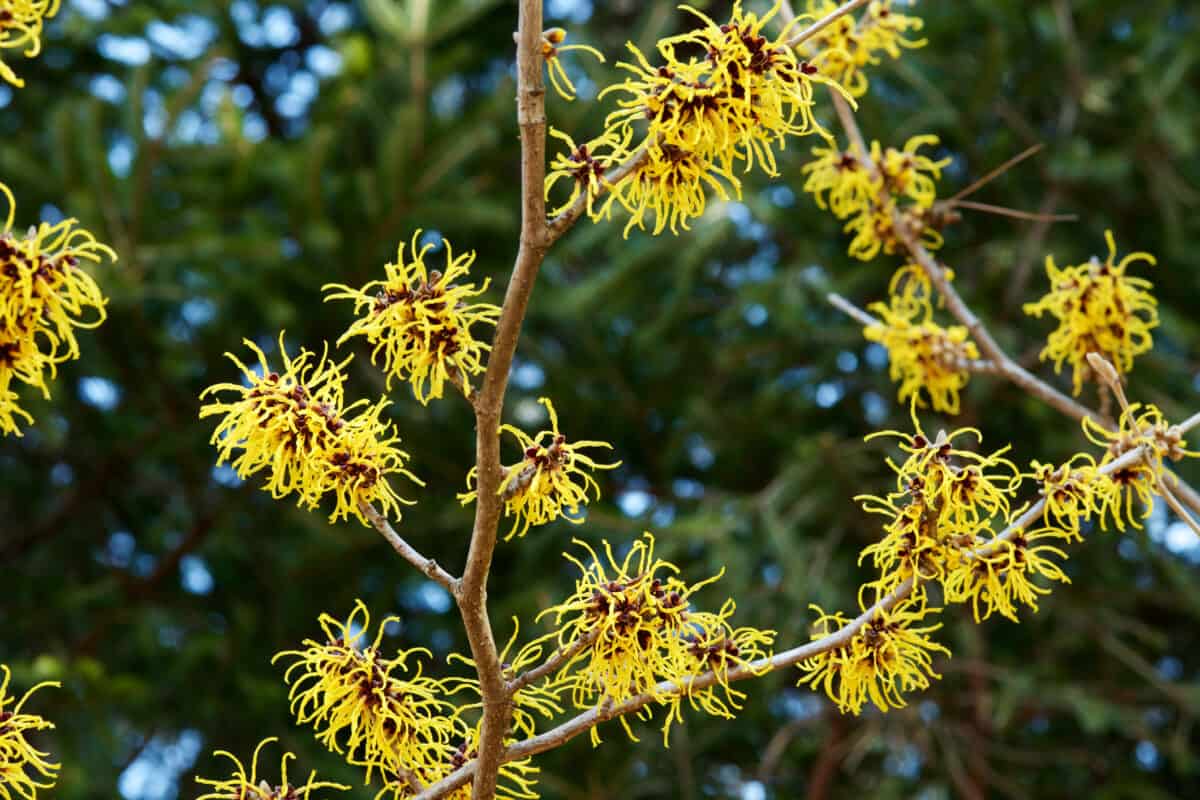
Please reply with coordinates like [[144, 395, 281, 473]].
[[359, 502, 459, 594], [781, 0, 871, 48], [456, 1, 551, 795], [947, 143, 1044, 203], [507, 630, 599, 695], [950, 200, 1077, 223], [826, 292, 879, 328]]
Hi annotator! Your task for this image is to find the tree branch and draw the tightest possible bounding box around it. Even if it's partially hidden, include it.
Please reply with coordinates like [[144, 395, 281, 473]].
[[359, 502, 458, 593], [828, 91, 1104, 427], [826, 293, 999, 375], [545, 143, 650, 246], [781, 0, 871, 48], [507, 630, 599, 695], [457, 2, 550, 796], [415, 413, 1200, 799]]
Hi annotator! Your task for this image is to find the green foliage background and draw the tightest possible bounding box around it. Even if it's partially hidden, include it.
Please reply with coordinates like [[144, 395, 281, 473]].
[[2, 1, 1199, 797]]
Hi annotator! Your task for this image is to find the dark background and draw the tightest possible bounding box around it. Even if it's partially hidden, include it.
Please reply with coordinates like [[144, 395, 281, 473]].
[[2, 1, 1199, 797]]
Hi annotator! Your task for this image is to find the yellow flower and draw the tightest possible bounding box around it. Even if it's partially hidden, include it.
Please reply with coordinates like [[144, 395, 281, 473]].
[[865, 266, 979, 414], [0, 665, 59, 800], [0, 1, 61, 88], [539, 27, 605, 102], [942, 527, 1073, 623], [801, 143, 876, 219], [194, 738, 348, 800], [876, 135, 950, 211], [544, 127, 632, 218], [608, 143, 741, 237], [200, 336, 422, 526], [1024, 231, 1158, 396], [323, 231, 500, 405], [660, 599, 774, 746], [797, 0, 926, 98], [803, 136, 947, 261], [796, 598, 949, 715], [1030, 454, 1104, 536], [1082, 402, 1200, 530], [273, 602, 462, 786], [557, 1, 850, 236], [534, 535, 774, 745], [321, 398, 423, 525], [856, 403, 1020, 600], [201, 336, 351, 504], [459, 397, 619, 540], [0, 182, 116, 436]]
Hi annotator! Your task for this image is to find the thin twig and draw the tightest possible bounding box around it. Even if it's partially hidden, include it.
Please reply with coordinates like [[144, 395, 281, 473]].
[[827, 292, 880, 327], [414, 420, 1200, 799], [782, 0, 871, 47], [951, 200, 1077, 223], [358, 502, 459, 593], [948, 144, 1044, 203], [507, 630, 599, 695]]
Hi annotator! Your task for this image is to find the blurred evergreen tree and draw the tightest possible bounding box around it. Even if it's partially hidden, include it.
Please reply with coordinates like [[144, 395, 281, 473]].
[[0, 1, 1198, 798]]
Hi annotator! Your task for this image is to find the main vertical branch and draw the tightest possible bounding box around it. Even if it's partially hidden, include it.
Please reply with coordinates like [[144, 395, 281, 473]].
[[458, 1, 550, 797]]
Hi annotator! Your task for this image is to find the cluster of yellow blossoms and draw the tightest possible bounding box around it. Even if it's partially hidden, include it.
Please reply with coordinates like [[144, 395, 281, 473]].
[[271, 602, 541, 799], [1024, 230, 1158, 397], [200, 337, 422, 525], [797, 396, 1199, 714], [255, 540, 775, 796], [0, 665, 59, 800], [0, 183, 116, 436], [195, 738, 348, 800], [545, 1, 853, 236], [0, 0, 59, 88], [459, 397, 619, 540], [538, 534, 774, 745], [324, 232, 500, 406], [803, 134, 949, 260], [796, 0, 926, 97], [864, 265, 979, 414]]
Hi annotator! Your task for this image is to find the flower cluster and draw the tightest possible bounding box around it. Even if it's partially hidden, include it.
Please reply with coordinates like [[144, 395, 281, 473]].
[[796, 0, 926, 97], [797, 405, 1093, 713], [324, 232, 500, 405], [274, 603, 463, 790], [459, 397, 619, 540], [538, 534, 774, 744], [0, 666, 59, 800], [856, 409, 1022, 602], [539, 27, 604, 102], [200, 337, 423, 525], [1023, 231, 1158, 397], [0, 182, 116, 436], [277, 603, 541, 800], [803, 135, 949, 260], [194, 738, 348, 800], [797, 599, 948, 715], [546, 1, 849, 236], [1082, 402, 1200, 530], [864, 265, 979, 414], [0, 1, 60, 88]]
